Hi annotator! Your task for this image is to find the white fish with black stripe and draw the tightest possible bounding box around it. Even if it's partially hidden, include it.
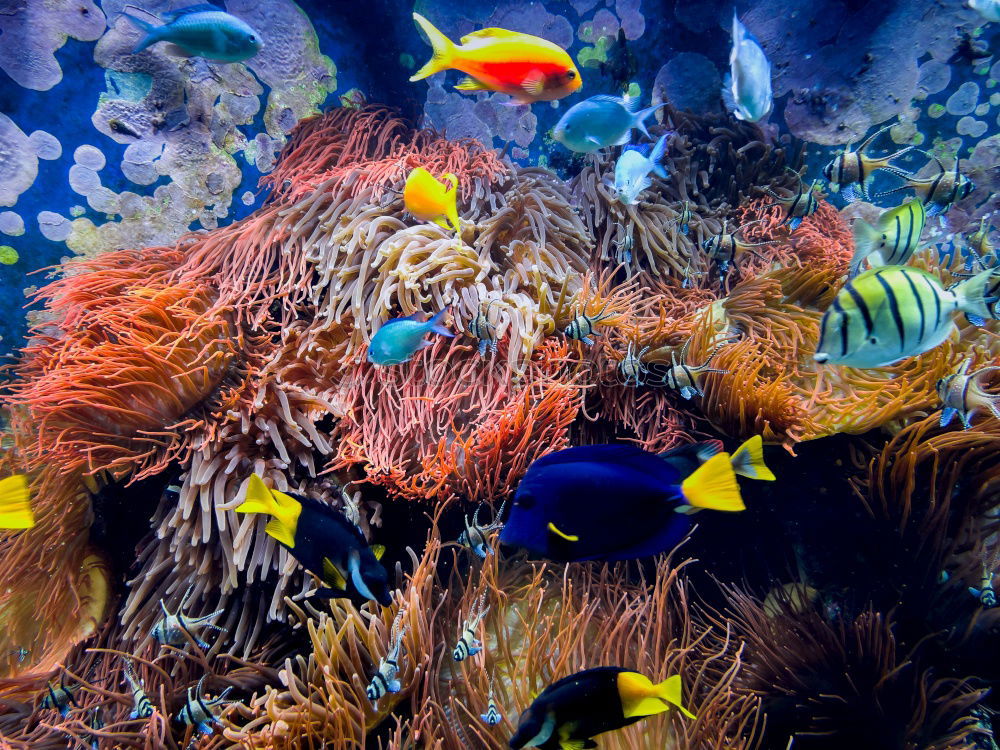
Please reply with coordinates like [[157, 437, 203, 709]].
[[123, 657, 155, 719], [152, 585, 226, 649], [453, 594, 489, 662], [176, 675, 233, 735], [480, 674, 503, 726], [457, 499, 506, 558], [366, 616, 407, 708]]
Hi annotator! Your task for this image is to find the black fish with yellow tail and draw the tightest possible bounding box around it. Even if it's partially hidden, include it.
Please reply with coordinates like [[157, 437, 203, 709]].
[[236, 475, 392, 606]]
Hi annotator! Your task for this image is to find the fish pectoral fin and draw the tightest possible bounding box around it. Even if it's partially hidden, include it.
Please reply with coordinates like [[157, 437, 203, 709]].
[[521, 69, 547, 96], [455, 76, 490, 92], [547, 522, 579, 542], [585, 135, 603, 148], [560, 740, 596, 750], [348, 549, 378, 602], [679, 453, 745, 512], [322, 557, 348, 590], [371, 544, 386, 561]]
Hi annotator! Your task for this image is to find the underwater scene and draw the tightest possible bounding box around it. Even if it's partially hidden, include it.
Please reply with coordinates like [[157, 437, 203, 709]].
[[1, 0, 1000, 747]]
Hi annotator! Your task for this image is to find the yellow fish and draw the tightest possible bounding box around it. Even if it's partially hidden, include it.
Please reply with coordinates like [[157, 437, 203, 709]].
[[409, 13, 582, 103], [404, 167, 461, 235], [0, 474, 34, 529]]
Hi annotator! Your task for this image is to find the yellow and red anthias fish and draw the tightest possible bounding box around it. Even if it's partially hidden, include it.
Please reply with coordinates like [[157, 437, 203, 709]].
[[409, 13, 582, 103], [403, 167, 461, 235]]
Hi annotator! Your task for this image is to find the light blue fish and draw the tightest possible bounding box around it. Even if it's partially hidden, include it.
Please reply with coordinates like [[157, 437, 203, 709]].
[[722, 12, 772, 123], [614, 134, 670, 205], [123, 4, 262, 63], [552, 95, 663, 153], [368, 309, 453, 366]]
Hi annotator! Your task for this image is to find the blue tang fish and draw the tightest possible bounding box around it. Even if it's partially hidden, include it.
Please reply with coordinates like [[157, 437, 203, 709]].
[[723, 12, 772, 122], [552, 95, 663, 153], [614, 134, 670, 205], [368, 309, 453, 366], [123, 4, 262, 62], [500, 437, 773, 562]]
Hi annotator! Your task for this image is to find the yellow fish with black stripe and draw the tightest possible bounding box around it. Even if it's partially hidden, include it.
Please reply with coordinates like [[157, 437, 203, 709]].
[[235, 475, 392, 605], [814, 266, 1000, 369], [0, 474, 34, 529], [848, 200, 927, 278]]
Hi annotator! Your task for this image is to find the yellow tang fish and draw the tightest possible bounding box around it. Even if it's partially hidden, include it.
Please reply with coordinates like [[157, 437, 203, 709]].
[[403, 167, 461, 235], [409, 13, 581, 103]]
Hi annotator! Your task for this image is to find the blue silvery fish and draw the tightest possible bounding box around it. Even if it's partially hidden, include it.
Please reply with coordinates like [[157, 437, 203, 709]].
[[722, 12, 772, 123], [368, 309, 453, 366], [552, 95, 663, 153], [123, 4, 262, 63], [614, 134, 670, 205]]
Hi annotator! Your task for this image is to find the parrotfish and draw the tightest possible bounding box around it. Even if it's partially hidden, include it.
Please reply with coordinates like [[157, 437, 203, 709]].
[[409, 14, 581, 103], [368, 309, 454, 366], [123, 4, 262, 62], [723, 12, 772, 122], [404, 167, 461, 236], [614, 134, 670, 205], [814, 266, 1000, 369], [499, 437, 773, 562], [235, 474, 392, 606], [552, 95, 663, 153], [508, 667, 695, 750], [848, 200, 927, 278]]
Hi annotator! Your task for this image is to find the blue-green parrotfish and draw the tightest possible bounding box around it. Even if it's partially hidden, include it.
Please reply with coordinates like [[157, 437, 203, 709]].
[[123, 4, 262, 63], [552, 94, 663, 153], [368, 309, 454, 365]]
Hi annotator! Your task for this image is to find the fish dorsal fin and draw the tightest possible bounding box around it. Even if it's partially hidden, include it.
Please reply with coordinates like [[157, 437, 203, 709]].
[[522, 69, 547, 96], [371, 544, 386, 561], [460, 27, 525, 44], [590, 93, 630, 110], [322, 557, 348, 590], [162, 4, 221, 20]]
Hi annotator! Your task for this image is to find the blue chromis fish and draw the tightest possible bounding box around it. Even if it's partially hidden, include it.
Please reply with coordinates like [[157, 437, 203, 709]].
[[509, 667, 695, 750], [848, 200, 927, 278], [723, 12, 772, 122], [123, 4, 262, 62], [499, 437, 773, 562], [404, 167, 461, 236], [814, 266, 1000, 369], [552, 95, 663, 153], [614, 134, 670, 205], [368, 309, 454, 366], [0, 474, 34, 529], [235, 475, 392, 606]]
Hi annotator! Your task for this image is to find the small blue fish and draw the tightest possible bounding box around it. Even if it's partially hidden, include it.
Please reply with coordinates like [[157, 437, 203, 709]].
[[368, 309, 453, 366], [614, 134, 670, 205], [552, 95, 663, 153], [124, 4, 262, 63], [723, 12, 772, 122]]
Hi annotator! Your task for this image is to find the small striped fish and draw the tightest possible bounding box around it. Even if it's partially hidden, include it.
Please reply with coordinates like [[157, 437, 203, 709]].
[[664, 337, 730, 399], [458, 500, 506, 558], [40, 679, 77, 717], [814, 266, 999, 369], [937, 358, 1000, 429], [849, 200, 927, 278], [151, 586, 226, 649], [821, 124, 914, 203], [177, 675, 232, 735], [762, 178, 819, 230], [453, 595, 489, 662], [123, 658, 155, 719], [480, 676, 503, 726], [563, 302, 616, 345], [366, 621, 406, 708], [878, 153, 975, 215]]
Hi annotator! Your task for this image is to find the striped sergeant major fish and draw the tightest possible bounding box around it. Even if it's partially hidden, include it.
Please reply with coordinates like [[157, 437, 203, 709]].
[[123, 657, 155, 719], [563, 300, 616, 345], [877, 152, 975, 216], [821, 123, 915, 203], [480, 675, 503, 726], [457, 499, 506, 558], [848, 200, 927, 279], [761, 176, 819, 230], [452, 594, 489, 662], [40, 677, 78, 717], [177, 675, 233, 735], [366, 616, 407, 708], [814, 266, 1000, 369], [152, 585, 226, 649], [937, 358, 1000, 429]]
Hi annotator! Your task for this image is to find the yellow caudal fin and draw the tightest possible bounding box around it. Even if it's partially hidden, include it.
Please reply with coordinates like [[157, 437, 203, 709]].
[[410, 13, 456, 82], [235, 474, 302, 548], [655, 675, 696, 719], [730, 435, 775, 481], [679, 453, 745, 512], [0, 474, 34, 529]]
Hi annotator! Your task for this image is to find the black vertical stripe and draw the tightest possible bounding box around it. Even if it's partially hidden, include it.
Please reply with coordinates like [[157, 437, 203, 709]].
[[856, 151, 865, 183], [921, 274, 943, 332], [901, 269, 925, 343], [961, 374, 973, 414], [926, 169, 944, 206], [845, 282, 874, 335], [874, 271, 906, 353], [891, 214, 902, 261]]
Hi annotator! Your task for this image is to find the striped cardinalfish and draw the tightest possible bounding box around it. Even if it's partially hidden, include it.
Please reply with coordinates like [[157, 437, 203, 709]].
[[563, 301, 616, 345], [814, 266, 1000, 369], [848, 200, 927, 278], [480, 675, 503, 726], [177, 675, 233, 735], [702, 219, 778, 269], [40, 678, 78, 717], [761, 178, 819, 230], [937, 358, 1000, 429], [151, 586, 226, 649], [664, 337, 731, 400], [366, 617, 407, 708], [877, 153, 975, 216], [452, 594, 489, 662], [457, 499, 506, 558], [123, 658, 155, 719], [821, 124, 914, 203]]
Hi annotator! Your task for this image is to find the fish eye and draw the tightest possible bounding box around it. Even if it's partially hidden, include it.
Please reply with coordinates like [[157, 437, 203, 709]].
[[868, 336, 878, 344], [567, 70, 576, 80]]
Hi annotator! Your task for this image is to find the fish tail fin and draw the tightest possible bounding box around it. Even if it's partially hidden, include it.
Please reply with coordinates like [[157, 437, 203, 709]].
[[954, 268, 1000, 322], [632, 104, 664, 139], [235, 474, 300, 548], [679, 453, 745, 512], [619, 673, 695, 719], [655, 675, 697, 719], [410, 13, 456, 82], [849, 218, 881, 278], [426, 308, 455, 338], [730, 435, 775, 480], [650, 134, 670, 178], [0, 475, 34, 529], [122, 13, 160, 53]]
